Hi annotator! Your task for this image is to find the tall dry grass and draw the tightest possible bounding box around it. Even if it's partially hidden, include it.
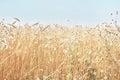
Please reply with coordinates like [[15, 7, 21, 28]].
[[0, 19, 120, 80]]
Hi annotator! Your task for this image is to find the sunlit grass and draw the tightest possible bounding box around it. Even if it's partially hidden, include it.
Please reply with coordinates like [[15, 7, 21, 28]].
[[0, 19, 120, 80]]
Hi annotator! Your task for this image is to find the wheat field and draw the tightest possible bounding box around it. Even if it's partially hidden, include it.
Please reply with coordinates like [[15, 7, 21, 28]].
[[0, 19, 120, 80]]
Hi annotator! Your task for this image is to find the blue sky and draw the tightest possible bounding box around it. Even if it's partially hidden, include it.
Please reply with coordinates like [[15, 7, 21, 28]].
[[0, 0, 120, 25]]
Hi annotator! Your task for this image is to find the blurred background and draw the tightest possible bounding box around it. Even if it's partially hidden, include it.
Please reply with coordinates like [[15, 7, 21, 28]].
[[0, 0, 120, 26]]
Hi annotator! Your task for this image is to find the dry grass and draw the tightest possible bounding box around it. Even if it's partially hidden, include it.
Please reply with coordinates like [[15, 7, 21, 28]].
[[0, 20, 120, 80]]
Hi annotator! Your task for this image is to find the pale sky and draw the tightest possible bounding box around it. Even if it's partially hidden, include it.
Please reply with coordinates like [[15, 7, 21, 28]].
[[0, 0, 120, 25]]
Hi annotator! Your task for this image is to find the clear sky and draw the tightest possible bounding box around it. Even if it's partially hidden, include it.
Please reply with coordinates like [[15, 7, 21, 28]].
[[0, 0, 120, 25]]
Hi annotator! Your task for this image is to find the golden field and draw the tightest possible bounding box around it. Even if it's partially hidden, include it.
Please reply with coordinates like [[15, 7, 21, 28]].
[[0, 20, 120, 80]]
